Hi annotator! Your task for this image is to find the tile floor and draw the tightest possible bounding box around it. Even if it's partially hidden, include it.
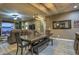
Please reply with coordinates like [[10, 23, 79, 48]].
[[0, 38, 75, 55]]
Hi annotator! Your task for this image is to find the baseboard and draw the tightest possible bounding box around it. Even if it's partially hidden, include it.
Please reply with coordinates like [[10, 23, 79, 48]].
[[50, 37, 74, 41]]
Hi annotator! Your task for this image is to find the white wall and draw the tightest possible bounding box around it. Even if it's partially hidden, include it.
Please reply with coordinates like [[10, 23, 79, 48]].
[[49, 11, 79, 39]]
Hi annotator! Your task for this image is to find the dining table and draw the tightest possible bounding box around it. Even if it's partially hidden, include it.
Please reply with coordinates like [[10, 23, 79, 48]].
[[20, 34, 48, 54]]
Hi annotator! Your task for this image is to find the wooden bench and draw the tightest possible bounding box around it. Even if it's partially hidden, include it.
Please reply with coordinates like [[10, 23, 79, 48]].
[[31, 37, 50, 54]]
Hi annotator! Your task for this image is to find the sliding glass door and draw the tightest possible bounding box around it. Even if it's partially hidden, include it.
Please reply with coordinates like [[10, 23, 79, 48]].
[[1, 22, 15, 36]]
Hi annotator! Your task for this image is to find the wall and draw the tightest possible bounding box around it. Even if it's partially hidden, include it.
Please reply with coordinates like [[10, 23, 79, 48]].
[[35, 18, 46, 34], [49, 11, 79, 39]]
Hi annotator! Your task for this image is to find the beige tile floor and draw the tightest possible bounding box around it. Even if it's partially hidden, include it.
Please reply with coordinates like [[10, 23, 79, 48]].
[[0, 42, 17, 54], [0, 38, 75, 55]]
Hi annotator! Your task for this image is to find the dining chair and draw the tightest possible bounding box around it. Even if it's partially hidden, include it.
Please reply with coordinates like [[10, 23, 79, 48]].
[[15, 32, 29, 55]]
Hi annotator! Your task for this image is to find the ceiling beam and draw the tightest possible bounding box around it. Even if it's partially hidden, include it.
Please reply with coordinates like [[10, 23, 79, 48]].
[[41, 3, 58, 15], [40, 3, 51, 11], [30, 3, 49, 15]]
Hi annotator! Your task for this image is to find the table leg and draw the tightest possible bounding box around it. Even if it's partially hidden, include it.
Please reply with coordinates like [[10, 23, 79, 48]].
[[50, 39, 53, 46]]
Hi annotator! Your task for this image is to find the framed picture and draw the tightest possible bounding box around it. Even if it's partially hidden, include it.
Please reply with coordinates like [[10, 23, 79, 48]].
[[53, 20, 71, 29]]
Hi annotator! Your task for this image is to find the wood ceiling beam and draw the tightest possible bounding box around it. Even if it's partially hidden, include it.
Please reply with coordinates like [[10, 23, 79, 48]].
[[30, 3, 49, 15], [40, 3, 51, 11], [52, 3, 58, 13]]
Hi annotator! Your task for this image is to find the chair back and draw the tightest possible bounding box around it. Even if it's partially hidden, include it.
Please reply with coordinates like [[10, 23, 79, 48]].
[[15, 32, 22, 46]]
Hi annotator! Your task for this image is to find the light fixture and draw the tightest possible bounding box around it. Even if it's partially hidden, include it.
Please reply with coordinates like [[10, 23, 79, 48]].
[[33, 13, 44, 20], [14, 17, 17, 20], [57, 23, 59, 26], [7, 13, 22, 20], [12, 15, 18, 20], [73, 5, 78, 8]]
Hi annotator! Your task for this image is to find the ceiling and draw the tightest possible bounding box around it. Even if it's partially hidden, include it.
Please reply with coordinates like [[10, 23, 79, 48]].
[[0, 3, 79, 21], [31, 3, 79, 15]]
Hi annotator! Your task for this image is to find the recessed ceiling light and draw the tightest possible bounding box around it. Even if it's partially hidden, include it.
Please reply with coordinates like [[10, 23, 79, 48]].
[[73, 5, 78, 8]]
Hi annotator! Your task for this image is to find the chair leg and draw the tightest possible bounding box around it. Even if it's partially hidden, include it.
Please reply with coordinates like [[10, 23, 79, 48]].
[[31, 48, 34, 55], [16, 46, 19, 55], [21, 48, 23, 55], [25, 47, 27, 50], [25, 47, 27, 54]]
